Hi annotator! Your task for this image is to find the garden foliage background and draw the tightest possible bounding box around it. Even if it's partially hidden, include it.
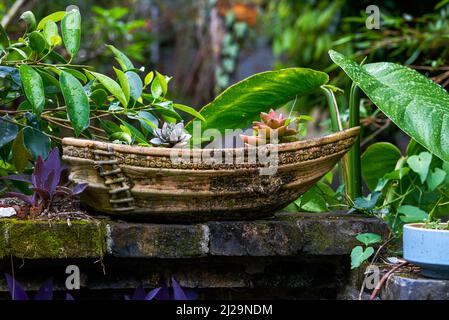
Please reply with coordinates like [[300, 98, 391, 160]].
[[1, 0, 448, 185]]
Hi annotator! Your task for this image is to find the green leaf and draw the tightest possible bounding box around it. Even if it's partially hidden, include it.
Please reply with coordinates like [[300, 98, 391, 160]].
[[89, 71, 128, 108], [351, 246, 374, 269], [106, 44, 134, 71], [99, 119, 121, 136], [126, 71, 143, 100], [137, 111, 158, 132], [36, 11, 66, 30], [59, 67, 87, 84], [60, 71, 90, 136], [329, 50, 449, 163], [407, 151, 432, 183], [0, 25, 10, 48], [361, 142, 402, 191], [356, 233, 382, 246], [43, 20, 59, 46], [406, 139, 427, 157], [186, 68, 328, 134], [151, 74, 163, 99], [118, 119, 147, 144], [144, 71, 154, 86], [113, 67, 130, 105], [19, 65, 45, 116], [61, 9, 81, 58], [0, 116, 19, 148], [19, 11, 36, 31], [427, 168, 446, 192], [90, 89, 108, 107], [111, 132, 132, 144], [11, 129, 32, 171], [28, 31, 47, 53], [173, 103, 206, 122], [155, 71, 167, 95], [23, 127, 50, 160], [398, 205, 428, 223]]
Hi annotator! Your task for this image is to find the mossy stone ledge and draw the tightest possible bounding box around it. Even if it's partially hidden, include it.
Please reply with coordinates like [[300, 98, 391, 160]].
[[0, 218, 106, 259], [0, 212, 388, 259]]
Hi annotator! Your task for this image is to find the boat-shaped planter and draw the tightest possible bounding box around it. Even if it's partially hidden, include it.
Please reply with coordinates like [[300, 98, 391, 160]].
[[62, 127, 359, 222]]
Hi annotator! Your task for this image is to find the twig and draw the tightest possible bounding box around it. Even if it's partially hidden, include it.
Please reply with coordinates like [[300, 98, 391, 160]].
[[1, 0, 26, 28], [369, 261, 408, 300]]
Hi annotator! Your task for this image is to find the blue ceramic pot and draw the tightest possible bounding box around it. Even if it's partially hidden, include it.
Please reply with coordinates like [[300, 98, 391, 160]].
[[403, 223, 449, 279]]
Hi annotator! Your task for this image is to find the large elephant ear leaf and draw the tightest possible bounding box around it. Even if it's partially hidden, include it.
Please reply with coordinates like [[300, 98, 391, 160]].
[[185, 68, 329, 134], [329, 50, 449, 162]]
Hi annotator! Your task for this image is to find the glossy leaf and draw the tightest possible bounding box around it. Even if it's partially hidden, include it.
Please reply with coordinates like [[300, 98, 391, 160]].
[[173, 103, 206, 122], [19, 11, 36, 31], [28, 31, 47, 53], [114, 67, 130, 105], [0, 25, 9, 48], [156, 71, 167, 95], [90, 89, 108, 107], [61, 9, 81, 58], [43, 21, 59, 46], [60, 71, 90, 136], [361, 142, 402, 191], [0, 115, 19, 148], [398, 205, 428, 223], [106, 44, 134, 71], [186, 68, 328, 134], [23, 126, 50, 160], [89, 71, 128, 108], [329, 50, 449, 163], [126, 71, 143, 100], [356, 233, 381, 246], [19, 65, 45, 115], [351, 246, 374, 269], [427, 168, 446, 192], [144, 71, 154, 86], [407, 151, 432, 183], [11, 129, 32, 171], [59, 67, 87, 84], [36, 11, 66, 30]]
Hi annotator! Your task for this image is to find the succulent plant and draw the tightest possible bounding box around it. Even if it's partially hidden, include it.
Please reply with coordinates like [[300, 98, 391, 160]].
[[240, 109, 297, 146], [150, 122, 192, 148]]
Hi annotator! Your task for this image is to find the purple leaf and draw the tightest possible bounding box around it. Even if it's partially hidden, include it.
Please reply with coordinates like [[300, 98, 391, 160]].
[[5, 273, 29, 300], [172, 277, 187, 300], [155, 283, 170, 300], [131, 285, 147, 300], [72, 183, 88, 195], [1, 174, 32, 183], [33, 156, 45, 187], [5, 192, 34, 205], [145, 287, 161, 300], [30, 187, 50, 201], [34, 278, 53, 300], [66, 293, 74, 300], [43, 149, 62, 194]]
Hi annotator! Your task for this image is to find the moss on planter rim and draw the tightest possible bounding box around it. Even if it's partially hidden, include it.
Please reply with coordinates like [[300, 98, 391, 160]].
[[0, 218, 106, 259]]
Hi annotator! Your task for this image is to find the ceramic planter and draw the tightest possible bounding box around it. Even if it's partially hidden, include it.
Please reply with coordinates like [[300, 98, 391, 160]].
[[62, 127, 359, 222], [403, 223, 449, 279]]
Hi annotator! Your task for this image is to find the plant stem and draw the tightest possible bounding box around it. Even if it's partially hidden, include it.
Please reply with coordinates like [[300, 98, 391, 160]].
[[321, 86, 348, 189], [348, 82, 362, 200]]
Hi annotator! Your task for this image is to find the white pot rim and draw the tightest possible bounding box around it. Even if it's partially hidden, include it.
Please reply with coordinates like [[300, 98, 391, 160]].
[[404, 223, 449, 233]]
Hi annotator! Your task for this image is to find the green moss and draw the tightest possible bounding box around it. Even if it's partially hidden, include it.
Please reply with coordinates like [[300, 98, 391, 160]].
[[0, 219, 8, 258], [306, 223, 336, 254], [4, 218, 106, 259]]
